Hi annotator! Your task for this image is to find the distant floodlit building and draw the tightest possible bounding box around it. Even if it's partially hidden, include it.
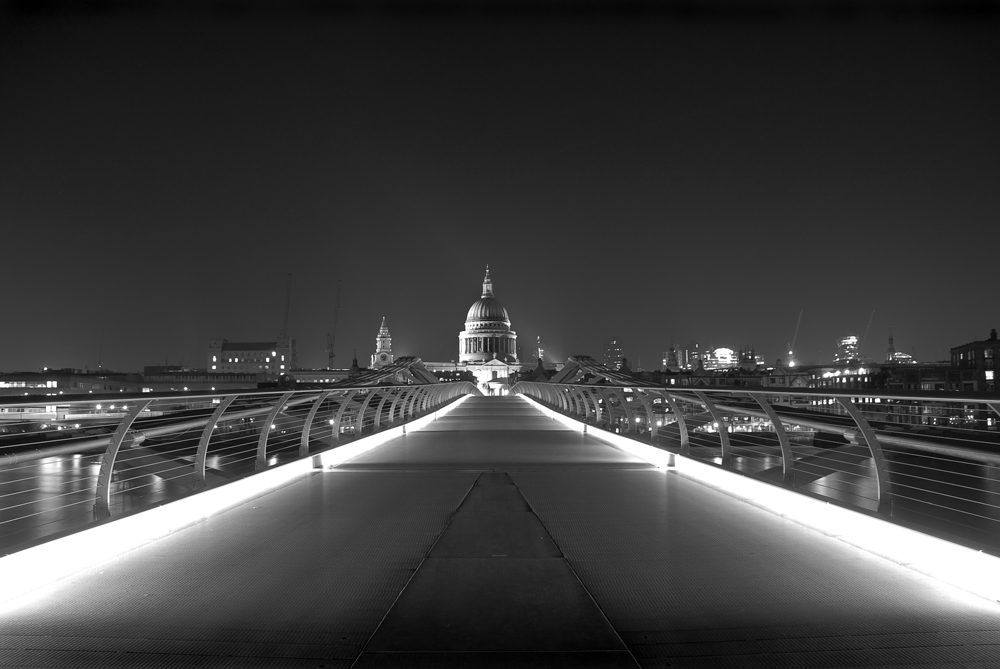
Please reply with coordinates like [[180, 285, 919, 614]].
[[459, 266, 518, 365], [834, 335, 859, 363], [207, 337, 296, 376], [702, 347, 737, 371], [371, 317, 394, 368], [423, 266, 538, 394]]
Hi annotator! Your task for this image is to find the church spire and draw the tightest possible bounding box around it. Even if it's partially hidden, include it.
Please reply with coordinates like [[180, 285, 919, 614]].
[[481, 264, 494, 298]]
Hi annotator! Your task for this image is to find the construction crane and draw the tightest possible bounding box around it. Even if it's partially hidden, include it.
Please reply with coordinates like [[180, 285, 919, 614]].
[[279, 273, 292, 339], [859, 309, 876, 360], [326, 280, 342, 369], [786, 310, 803, 367]]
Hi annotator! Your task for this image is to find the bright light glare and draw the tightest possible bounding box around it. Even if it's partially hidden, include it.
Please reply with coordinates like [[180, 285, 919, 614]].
[[516, 393, 1000, 606]]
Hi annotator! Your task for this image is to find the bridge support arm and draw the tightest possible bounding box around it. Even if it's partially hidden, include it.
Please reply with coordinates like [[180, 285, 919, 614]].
[[94, 400, 153, 518], [331, 390, 358, 442], [256, 392, 294, 470], [631, 390, 656, 441], [664, 395, 689, 455], [837, 398, 891, 514], [299, 391, 334, 458], [747, 392, 794, 484], [571, 387, 590, 422], [357, 390, 380, 435], [693, 391, 732, 467], [195, 395, 238, 489], [614, 389, 634, 434]]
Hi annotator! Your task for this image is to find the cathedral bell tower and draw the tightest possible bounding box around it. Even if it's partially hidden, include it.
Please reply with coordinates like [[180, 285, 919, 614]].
[[372, 317, 394, 368]]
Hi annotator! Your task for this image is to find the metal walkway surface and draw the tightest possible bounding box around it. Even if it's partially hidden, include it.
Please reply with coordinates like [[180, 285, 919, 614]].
[[2, 396, 1000, 668]]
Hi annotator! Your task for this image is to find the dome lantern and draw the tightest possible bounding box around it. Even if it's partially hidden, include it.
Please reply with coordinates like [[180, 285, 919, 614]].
[[482, 265, 493, 298]]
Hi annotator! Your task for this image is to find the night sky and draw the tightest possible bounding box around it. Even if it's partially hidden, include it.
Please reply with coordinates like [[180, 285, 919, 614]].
[[2, 2, 998, 373]]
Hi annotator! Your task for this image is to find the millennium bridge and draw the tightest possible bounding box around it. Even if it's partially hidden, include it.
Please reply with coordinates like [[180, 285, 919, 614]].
[[1, 356, 999, 667]]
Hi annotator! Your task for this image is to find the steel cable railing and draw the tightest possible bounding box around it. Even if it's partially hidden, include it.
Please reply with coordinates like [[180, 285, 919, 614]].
[[0, 381, 478, 552], [512, 380, 1000, 551]]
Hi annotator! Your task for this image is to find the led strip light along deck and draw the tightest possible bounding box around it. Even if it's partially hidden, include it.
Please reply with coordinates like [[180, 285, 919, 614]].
[[518, 393, 1000, 606], [0, 394, 472, 612]]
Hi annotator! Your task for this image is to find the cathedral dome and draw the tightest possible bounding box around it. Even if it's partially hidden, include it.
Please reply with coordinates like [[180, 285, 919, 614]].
[[459, 266, 518, 364], [464, 266, 511, 329], [466, 297, 510, 325]]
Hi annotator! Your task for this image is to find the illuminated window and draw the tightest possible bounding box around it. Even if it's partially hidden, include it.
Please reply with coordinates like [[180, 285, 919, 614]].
[[987, 371, 995, 381], [280, 364, 285, 370], [212, 365, 217, 370], [272, 351, 276, 356], [213, 355, 217, 362]]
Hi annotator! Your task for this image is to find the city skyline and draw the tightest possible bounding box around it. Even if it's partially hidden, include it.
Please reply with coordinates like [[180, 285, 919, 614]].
[[2, 3, 997, 373], [4, 267, 992, 374]]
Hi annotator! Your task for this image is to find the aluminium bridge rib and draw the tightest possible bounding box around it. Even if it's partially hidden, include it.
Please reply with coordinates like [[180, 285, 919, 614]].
[[2, 396, 1000, 668]]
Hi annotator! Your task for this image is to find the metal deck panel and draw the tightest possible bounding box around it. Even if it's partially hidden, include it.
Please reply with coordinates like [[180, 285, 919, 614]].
[[341, 397, 654, 470], [512, 468, 1000, 667], [429, 512, 562, 558], [0, 470, 477, 667], [364, 471, 628, 656], [363, 557, 627, 652], [339, 430, 653, 471], [6, 395, 1000, 667], [353, 651, 638, 668]]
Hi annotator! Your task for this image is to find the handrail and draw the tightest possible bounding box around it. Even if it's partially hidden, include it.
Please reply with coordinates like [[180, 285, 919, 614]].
[[0, 381, 481, 548], [511, 379, 1000, 551]]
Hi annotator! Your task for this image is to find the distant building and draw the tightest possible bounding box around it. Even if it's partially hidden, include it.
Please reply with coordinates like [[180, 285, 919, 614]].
[[532, 335, 548, 363], [432, 369, 476, 384], [884, 363, 979, 393], [680, 342, 702, 371], [371, 317, 394, 368], [738, 346, 764, 371], [0, 368, 262, 398], [834, 335, 860, 363], [703, 347, 737, 371], [951, 328, 999, 393], [885, 331, 915, 364], [424, 267, 544, 394], [458, 266, 518, 366], [662, 344, 681, 372], [603, 337, 624, 371], [207, 337, 296, 376], [283, 368, 353, 385]]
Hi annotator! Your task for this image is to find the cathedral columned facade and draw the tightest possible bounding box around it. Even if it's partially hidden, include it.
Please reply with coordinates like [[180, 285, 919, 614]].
[[419, 266, 527, 394], [458, 267, 518, 364], [286, 267, 556, 392]]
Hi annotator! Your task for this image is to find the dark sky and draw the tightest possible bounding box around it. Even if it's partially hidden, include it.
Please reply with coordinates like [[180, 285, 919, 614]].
[[2, 2, 998, 372]]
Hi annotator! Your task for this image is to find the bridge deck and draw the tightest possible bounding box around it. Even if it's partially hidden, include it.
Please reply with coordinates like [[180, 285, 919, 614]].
[[2, 396, 999, 667]]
